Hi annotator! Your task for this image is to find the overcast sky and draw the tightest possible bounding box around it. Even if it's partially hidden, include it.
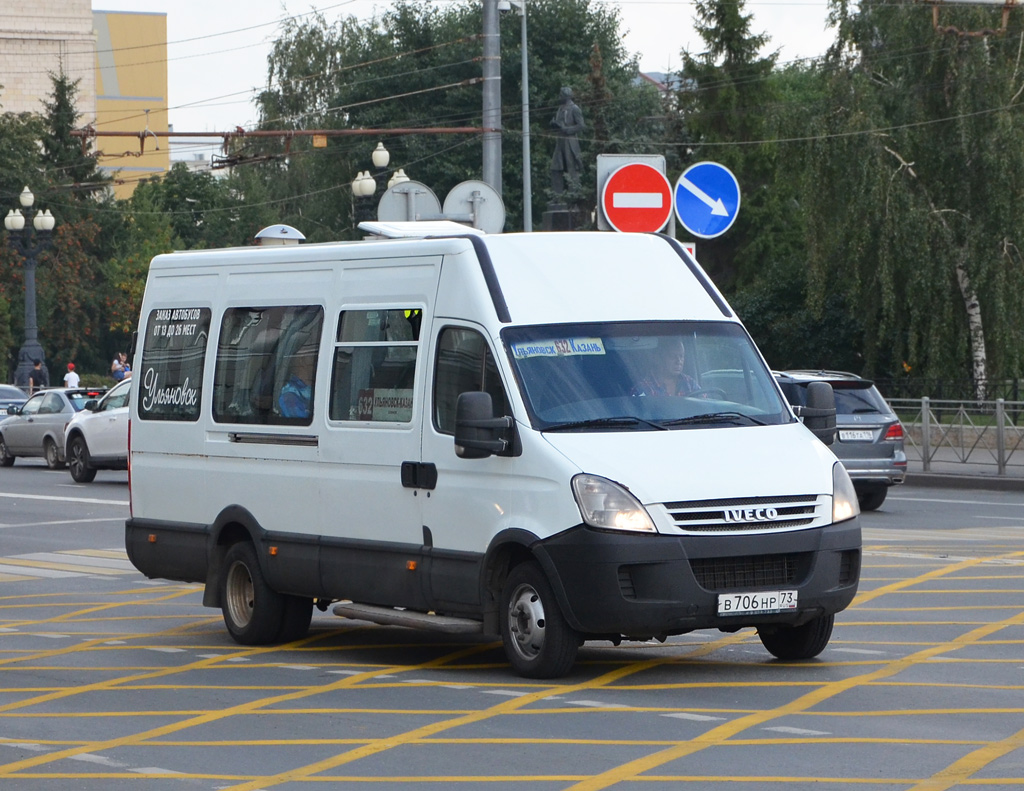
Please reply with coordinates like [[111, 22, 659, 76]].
[[92, 0, 835, 151]]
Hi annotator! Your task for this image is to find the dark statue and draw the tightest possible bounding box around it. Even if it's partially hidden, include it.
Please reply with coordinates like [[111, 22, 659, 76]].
[[550, 86, 584, 196]]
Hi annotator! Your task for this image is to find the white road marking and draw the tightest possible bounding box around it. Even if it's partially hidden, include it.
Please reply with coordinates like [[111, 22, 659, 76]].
[[0, 492, 126, 506], [662, 712, 727, 722], [568, 700, 628, 708], [830, 647, 887, 655]]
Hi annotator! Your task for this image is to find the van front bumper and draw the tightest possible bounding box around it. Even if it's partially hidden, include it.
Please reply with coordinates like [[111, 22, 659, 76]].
[[533, 519, 861, 637]]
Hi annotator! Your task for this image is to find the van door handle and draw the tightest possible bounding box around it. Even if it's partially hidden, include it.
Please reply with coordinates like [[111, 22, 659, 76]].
[[401, 461, 437, 490]]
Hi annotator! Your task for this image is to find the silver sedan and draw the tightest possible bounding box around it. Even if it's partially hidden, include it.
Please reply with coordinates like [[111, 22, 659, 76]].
[[0, 387, 107, 469]]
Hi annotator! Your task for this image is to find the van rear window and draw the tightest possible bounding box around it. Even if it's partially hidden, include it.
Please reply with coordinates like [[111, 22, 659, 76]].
[[138, 307, 211, 421], [213, 306, 324, 426]]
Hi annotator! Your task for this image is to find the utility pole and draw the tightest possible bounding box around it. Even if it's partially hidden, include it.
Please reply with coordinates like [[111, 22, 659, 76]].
[[510, 0, 531, 231], [481, 0, 502, 196]]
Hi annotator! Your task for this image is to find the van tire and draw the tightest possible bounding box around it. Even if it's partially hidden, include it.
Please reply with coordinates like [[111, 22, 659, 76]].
[[500, 561, 578, 679], [220, 542, 286, 645], [758, 613, 834, 660], [67, 436, 97, 483], [277, 595, 314, 642]]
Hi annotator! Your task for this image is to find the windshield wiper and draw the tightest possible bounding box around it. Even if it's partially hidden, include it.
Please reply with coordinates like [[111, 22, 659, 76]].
[[661, 412, 767, 427], [543, 416, 669, 432]]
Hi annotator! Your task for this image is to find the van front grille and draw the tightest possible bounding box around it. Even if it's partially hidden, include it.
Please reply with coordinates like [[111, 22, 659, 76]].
[[691, 553, 809, 591], [662, 494, 824, 533]]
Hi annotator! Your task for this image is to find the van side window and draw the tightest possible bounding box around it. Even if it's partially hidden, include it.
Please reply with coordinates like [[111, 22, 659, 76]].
[[138, 307, 211, 421], [212, 305, 324, 426], [433, 327, 510, 434], [329, 309, 420, 422]]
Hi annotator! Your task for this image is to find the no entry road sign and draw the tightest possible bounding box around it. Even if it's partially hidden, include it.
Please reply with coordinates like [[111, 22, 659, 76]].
[[674, 161, 741, 239], [600, 162, 673, 233]]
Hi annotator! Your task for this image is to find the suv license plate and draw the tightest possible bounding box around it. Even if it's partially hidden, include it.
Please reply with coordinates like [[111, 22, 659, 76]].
[[839, 429, 873, 441], [718, 590, 798, 616]]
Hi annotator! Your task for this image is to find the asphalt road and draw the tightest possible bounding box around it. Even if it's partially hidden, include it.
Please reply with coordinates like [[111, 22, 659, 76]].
[[1, 464, 1022, 790]]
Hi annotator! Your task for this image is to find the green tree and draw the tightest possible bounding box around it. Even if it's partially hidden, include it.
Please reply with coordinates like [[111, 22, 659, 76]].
[[128, 162, 251, 249], [675, 0, 779, 290], [249, 0, 660, 237], [40, 71, 110, 202], [807, 0, 1024, 391]]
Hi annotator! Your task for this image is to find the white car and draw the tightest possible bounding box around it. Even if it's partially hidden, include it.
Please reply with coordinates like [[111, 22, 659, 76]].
[[63, 377, 131, 482]]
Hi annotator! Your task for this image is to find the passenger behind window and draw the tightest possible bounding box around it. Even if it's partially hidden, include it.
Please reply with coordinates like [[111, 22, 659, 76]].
[[278, 352, 316, 419]]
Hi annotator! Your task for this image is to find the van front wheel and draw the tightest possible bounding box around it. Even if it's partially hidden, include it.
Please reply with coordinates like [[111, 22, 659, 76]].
[[220, 542, 285, 645], [758, 613, 834, 660], [500, 561, 578, 679]]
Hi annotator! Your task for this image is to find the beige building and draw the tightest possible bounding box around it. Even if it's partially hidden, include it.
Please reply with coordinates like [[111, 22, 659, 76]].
[[0, 3, 168, 198], [93, 9, 169, 197], [0, 0, 96, 118]]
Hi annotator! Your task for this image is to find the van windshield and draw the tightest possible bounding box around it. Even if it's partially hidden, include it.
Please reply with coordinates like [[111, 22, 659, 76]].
[[502, 321, 792, 431]]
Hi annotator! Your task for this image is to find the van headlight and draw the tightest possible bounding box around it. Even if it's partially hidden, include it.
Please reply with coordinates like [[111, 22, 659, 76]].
[[572, 474, 657, 533], [832, 462, 860, 522]]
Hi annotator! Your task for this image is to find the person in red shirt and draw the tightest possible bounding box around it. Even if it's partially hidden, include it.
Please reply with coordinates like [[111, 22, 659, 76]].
[[63, 363, 80, 388]]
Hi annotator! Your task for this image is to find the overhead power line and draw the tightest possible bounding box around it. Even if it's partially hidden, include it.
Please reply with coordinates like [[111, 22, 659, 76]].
[[72, 125, 489, 158]]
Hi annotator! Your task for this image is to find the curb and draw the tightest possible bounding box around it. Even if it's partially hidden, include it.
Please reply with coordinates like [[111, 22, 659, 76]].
[[905, 472, 1024, 492]]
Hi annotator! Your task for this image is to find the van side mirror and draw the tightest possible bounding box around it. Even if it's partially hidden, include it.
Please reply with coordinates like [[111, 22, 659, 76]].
[[84, 399, 99, 412], [454, 391, 515, 459], [794, 381, 837, 445]]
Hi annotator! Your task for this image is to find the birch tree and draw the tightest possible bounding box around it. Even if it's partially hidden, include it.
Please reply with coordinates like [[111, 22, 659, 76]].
[[808, 0, 1024, 393]]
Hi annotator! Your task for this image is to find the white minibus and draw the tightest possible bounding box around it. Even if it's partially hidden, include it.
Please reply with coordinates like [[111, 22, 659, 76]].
[[126, 226, 859, 677]]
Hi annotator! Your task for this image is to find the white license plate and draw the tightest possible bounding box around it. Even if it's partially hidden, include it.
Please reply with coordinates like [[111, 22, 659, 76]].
[[717, 590, 798, 616], [839, 429, 873, 441]]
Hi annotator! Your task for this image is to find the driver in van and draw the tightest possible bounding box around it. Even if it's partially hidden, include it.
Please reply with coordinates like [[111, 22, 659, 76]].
[[631, 337, 697, 397]]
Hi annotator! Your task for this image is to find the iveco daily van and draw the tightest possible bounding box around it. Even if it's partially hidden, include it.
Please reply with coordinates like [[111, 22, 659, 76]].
[[125, 226, 860, 678]]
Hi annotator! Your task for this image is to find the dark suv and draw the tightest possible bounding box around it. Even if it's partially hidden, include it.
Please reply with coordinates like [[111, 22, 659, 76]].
[[775, 370, 906, 510]]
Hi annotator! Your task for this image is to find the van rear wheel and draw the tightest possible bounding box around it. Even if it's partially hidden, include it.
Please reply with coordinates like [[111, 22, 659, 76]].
[[500, 561, 578, 679], [758, 613, 834, 660], [220, 542, 286, 645]]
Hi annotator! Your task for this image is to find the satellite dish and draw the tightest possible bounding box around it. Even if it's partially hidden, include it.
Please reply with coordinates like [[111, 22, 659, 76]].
[[443, 180, 505, 234], [376, 180, 442, 222]]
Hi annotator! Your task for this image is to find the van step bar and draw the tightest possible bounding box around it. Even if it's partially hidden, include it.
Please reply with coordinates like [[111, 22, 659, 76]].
[[332, 602, 483, 634]]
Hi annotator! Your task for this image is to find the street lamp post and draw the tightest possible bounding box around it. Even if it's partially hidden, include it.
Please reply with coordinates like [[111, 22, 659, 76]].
[[371, 141, 390, 200], [351, 142, 392, 226], [351, 170, 376, 225], [4, 187, 56, 387]]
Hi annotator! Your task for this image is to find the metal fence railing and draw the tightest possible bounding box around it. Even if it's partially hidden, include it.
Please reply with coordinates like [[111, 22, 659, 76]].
[[877, 378, 1024, 402], [887, 397, 1024, 475]]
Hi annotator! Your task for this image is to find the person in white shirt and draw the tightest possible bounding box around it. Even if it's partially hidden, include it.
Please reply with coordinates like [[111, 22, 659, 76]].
[[63, 362, 80, 388]]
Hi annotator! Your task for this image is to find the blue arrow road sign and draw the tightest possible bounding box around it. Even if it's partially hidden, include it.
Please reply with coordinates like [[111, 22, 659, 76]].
[[674, 161, 741, 239]]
